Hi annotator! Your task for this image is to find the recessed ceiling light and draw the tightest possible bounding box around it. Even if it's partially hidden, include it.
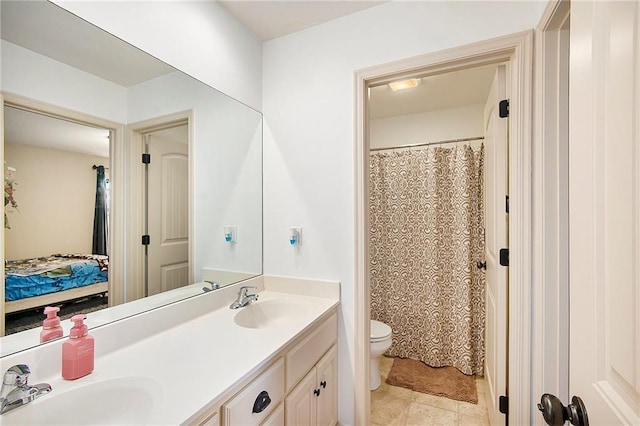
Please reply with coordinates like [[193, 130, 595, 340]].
[[388, 78, 421, 91]]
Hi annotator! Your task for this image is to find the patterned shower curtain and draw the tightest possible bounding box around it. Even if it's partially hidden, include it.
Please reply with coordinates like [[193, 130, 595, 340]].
[[369, 144, 485, 376]]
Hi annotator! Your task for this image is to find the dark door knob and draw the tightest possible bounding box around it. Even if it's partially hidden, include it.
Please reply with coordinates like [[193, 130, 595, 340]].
[[538, 394, 589, 426]]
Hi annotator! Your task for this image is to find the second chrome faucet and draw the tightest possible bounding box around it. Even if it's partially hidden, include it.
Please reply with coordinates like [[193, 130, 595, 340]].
[[230, 286, 258, 309], [0, 364, 52, 415]]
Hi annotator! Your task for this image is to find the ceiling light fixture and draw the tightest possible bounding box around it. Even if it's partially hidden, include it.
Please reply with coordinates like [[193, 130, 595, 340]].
[[388, 78, 421, 91]]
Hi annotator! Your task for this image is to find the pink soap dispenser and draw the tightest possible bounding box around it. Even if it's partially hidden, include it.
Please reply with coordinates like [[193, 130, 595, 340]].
[[40, 306, 63, 343], [62, 314, 94, 380]]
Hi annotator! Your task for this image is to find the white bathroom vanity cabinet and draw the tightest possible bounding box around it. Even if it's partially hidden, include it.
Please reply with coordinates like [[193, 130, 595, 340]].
[[194, 312, 338, 426]]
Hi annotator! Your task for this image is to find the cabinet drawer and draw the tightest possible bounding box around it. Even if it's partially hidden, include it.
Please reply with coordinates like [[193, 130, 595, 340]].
[[286, 313, 337, 391], [223, 358, 285, 426]]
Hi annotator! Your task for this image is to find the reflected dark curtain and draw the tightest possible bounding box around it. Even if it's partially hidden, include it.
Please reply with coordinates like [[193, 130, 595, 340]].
[[92, 165, 108, 255]]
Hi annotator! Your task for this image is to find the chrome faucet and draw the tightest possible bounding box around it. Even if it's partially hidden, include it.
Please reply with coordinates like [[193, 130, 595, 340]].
[[202, 280, 220, 292], [0, 364, 52, 415], [230, 286, 259, 309]]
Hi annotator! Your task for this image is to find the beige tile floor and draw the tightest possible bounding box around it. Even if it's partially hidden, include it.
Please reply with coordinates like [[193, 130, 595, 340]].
[[371, 356, 490, 426]]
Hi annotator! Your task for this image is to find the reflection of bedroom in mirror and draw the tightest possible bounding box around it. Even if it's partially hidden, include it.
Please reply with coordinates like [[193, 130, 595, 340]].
[[3, 105, 111, 334]]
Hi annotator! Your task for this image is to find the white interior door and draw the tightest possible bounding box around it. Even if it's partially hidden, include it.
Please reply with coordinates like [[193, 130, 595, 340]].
[[146, 126, 188, 296], [564, 1, 640, 424], [483, 65, 509, 426]]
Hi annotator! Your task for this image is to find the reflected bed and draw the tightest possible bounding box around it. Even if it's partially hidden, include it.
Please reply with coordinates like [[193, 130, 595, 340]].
[[4, 254, 108, 314]]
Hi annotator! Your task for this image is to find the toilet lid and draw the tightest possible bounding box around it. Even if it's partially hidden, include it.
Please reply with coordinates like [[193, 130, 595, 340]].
[[371, 320, 392, 341]]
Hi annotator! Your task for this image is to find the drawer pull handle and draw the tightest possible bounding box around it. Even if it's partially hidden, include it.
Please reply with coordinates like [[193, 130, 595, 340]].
[[252, 390, 271, 414], [314, 388, 321, 397], [320, 380, 327, 389]]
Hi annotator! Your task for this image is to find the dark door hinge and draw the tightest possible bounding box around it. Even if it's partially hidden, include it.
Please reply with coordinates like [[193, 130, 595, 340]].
[[499, 99, 509, 118], [142, 235, 150, 245], [499, 248, 509, 266], [506, 195, 510, 214], [499, 395, 509, 415], [142, 153, 151, 164]]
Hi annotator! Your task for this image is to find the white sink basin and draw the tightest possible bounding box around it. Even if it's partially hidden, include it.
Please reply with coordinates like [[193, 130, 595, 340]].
[[2, 376, 163, 425], [234, 299, 309, 329]]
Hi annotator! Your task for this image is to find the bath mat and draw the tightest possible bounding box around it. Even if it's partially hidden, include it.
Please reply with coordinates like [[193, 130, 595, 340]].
[[386, 358, 478, 404]]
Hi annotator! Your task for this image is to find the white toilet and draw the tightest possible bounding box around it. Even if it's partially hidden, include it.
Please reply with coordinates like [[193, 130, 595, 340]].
[[370, 319, 393, 390]]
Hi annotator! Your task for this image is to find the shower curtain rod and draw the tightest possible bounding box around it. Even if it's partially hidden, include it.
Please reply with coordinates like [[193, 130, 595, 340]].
[[369, 136, 484, 152]]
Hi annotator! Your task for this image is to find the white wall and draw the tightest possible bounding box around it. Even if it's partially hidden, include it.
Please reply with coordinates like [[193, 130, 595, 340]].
[[370, 104, 484, 149], [4, 143, 108, 260], [53, 1, 263, 111], [262, 2, 546, 424]]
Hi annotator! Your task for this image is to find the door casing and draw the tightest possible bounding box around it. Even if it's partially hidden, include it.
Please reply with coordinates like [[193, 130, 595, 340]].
[[0, 92, 125, 332], [532, 0, 571, 419], [354, 31, 534, 425], [126, 111, 194, 303]]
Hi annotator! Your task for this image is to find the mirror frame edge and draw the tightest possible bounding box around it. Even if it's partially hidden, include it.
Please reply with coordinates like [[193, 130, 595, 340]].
[[1, 91, 5, 337]]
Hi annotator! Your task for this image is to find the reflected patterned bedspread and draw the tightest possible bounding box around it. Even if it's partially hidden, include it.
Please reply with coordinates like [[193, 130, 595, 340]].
[[5, 254, 108, 301]]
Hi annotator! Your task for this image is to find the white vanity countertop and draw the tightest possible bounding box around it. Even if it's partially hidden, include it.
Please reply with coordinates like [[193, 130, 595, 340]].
[[15, 288, 339, 425], [0, 281, 215, 358]]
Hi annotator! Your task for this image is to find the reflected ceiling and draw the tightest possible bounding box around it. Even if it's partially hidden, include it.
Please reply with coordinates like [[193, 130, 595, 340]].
[[0, 1, 173, 86], [4, 107, 110, 157]]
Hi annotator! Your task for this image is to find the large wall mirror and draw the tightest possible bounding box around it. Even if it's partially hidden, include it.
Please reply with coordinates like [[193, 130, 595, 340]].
[[1, 0, 263, 357]]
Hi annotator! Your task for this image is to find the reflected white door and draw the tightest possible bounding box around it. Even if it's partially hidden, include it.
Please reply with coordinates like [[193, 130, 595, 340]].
[[483, 65, 509, 426], [146, 127, 188, 296], [566, 1, 640, 424]]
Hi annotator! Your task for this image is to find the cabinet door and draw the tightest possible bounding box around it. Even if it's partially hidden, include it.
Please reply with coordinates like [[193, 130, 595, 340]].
[[285, 368, 317, 426], [315, 345, 337, 426], [261, 403, 284, 426]]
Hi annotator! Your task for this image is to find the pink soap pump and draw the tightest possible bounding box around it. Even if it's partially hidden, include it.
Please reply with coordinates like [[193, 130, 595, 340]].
[[62, 314, 94, 380], [40, 306, 63, 343]]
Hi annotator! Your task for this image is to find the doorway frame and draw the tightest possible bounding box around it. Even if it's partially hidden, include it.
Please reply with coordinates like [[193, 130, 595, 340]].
[[532, 0, 571, 414], [354, 31, 533, 425], [0, 92, 125, 333], [126, 111, 194, 303]]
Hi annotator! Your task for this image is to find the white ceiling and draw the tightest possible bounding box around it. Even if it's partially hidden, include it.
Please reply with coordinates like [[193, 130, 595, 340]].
[[216, 1, 497, 118], [219, 0, 386, 41], [4, 107, 110, 158], [369, 64, 499, 119], [1, 0, 174, 87]]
